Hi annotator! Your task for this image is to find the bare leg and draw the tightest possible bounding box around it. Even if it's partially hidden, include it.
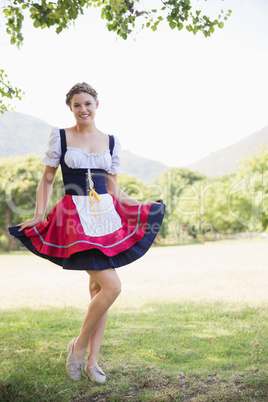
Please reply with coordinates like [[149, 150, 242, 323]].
[[73, 268, 121, 360], [87, 275, 108, 366], [87, 312, 108, 366]]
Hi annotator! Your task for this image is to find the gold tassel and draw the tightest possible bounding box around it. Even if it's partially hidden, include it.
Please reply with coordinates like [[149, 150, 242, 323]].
[[86, 173, 101, 220]]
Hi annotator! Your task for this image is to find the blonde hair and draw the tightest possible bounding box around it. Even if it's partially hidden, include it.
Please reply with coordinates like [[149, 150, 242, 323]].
[[65, 82, 98, 105]]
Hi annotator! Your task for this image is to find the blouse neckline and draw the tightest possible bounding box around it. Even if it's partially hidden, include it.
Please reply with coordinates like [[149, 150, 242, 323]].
[[67, 146, 110, 157]]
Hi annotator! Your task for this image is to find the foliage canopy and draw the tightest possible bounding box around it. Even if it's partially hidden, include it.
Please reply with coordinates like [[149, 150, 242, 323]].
[[2, 0, 232, 46]]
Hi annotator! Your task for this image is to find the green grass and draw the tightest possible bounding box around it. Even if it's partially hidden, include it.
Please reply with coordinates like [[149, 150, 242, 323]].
[[1, 302, 267, 401]]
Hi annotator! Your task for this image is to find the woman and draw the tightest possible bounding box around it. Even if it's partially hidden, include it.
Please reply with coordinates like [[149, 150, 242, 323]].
[[9, 82, 165, 384]]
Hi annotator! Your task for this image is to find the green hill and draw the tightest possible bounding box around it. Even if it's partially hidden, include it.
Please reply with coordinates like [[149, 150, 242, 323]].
[[0, 112, 168, 182], [0, 112, 52, 157], [185, 126, 268, 177], [120, 150, 168, 183]]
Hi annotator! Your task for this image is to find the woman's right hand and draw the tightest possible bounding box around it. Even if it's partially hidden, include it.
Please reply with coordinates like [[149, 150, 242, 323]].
[[18, 217, 43, 232]]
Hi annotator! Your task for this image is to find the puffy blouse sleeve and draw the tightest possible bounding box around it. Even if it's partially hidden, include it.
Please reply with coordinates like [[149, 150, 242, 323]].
[[41, 127, 61, 168], [107, 135, 122, 175]]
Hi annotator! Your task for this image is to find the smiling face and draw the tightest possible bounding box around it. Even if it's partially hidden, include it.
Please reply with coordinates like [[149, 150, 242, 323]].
[[69, 92, 99, 125]]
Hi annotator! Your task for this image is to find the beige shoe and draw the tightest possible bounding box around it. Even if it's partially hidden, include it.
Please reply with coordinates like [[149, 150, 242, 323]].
[[66, 337, 85, 381], [84, 364, 106, 384]]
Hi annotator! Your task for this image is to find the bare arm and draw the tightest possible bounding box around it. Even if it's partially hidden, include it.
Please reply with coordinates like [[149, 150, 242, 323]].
[[18, 165, 58, 231], [105, 174, 160, 206]]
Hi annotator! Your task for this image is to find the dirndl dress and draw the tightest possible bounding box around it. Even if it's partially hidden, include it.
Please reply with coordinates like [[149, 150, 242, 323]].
[[9, 128, 166, 270]]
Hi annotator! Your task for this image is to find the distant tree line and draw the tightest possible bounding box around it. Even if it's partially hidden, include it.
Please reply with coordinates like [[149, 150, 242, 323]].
[[1, 146, 268, 251]]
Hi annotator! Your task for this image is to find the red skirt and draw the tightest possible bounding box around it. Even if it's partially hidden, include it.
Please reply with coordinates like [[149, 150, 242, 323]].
[[9, 195, 165, 270]]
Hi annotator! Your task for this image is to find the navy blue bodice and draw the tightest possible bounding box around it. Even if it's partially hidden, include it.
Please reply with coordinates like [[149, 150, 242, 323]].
[[59, 129, 114, 196]]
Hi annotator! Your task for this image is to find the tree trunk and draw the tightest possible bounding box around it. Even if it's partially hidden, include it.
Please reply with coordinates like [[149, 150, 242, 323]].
[[4, 204, 18, 251]]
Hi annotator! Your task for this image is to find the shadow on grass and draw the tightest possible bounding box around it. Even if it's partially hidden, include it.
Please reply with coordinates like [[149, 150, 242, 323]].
[[0, 303, 267, 401]]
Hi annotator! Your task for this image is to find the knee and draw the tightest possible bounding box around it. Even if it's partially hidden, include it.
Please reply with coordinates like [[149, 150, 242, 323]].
[[106, 279, 122, 300], [113, 281, 122, 298]]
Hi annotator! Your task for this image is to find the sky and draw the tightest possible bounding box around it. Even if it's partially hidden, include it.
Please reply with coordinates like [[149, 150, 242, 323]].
[[1, 0, 268, 167]]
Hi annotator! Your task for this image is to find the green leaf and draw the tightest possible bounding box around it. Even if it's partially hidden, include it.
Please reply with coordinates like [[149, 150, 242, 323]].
[[33, 19, 41, 28], [218, 22, 224, 29], [68, 6, 78, 20], [169, 21, 176, 29], [106, 13, 113, 22]]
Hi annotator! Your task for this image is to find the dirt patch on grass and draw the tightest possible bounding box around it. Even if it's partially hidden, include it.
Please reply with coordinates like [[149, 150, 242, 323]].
[[71, 366, 268, 401]]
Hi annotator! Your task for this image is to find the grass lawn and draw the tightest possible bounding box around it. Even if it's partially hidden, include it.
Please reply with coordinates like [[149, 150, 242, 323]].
[[0, 240, 268, 401]]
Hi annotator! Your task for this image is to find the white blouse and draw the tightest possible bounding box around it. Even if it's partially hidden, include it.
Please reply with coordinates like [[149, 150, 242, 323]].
[[42, 127, 121, 175]]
